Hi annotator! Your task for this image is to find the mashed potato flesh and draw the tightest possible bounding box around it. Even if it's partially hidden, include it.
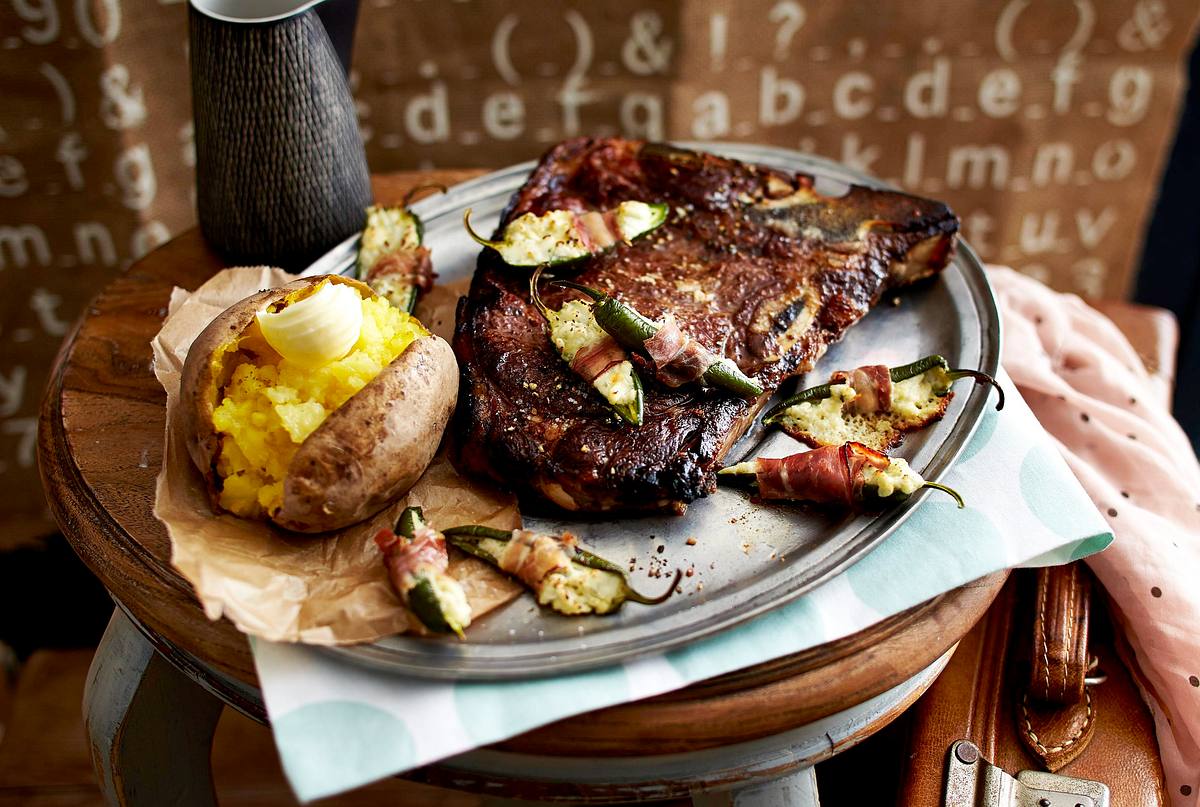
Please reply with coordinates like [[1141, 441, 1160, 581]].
[[211, 293, 427, 518]]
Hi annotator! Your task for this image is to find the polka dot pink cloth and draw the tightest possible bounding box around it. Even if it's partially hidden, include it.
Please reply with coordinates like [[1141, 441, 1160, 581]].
[[991, 267, 1200, 805]]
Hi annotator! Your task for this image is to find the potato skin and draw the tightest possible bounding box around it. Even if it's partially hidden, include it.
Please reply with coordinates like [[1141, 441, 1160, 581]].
[[182, 282, 295, 517], [179, 274, 457, 533], [275, 335, 457, 532]]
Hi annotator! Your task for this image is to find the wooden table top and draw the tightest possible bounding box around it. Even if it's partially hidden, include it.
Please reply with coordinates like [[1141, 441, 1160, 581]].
[[37, 170, 1006, 755]]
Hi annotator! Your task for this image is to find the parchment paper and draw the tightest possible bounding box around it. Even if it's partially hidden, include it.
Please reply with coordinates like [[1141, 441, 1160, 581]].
[[150, 266, 522, 644]]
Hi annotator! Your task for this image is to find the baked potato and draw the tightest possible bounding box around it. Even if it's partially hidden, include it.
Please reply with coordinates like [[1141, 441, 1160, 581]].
[[181, 274, 458, 533]]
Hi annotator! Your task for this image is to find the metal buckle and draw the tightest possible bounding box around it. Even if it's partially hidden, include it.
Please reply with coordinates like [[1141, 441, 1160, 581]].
[[943, 740, 1111, 807], [1083, 655, 1108, 687]]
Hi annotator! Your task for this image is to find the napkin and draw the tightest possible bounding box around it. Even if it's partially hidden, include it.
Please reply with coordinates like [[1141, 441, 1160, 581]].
[[990, 267, 1200, 807], [253, 369, 1112, 802]]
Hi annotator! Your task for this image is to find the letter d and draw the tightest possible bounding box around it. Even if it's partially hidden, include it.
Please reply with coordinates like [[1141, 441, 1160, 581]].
[[405, 81, 450, 145]]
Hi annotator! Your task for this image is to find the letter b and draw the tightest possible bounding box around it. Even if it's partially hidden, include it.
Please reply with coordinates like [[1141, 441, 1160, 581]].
[[760, 67, 804, 127]]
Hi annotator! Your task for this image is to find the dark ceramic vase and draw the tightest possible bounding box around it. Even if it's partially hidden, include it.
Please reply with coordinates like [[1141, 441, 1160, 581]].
[[188, 0, 371, 271]]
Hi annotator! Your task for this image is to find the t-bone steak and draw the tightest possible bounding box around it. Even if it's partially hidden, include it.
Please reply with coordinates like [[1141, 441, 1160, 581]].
[[451, 138, 958, 514]]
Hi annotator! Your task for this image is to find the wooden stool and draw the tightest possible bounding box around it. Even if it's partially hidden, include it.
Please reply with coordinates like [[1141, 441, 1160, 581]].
[[38, 170, 1006, 805]]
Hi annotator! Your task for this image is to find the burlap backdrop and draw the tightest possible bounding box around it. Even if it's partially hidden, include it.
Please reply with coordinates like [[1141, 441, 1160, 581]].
[[2, 0, 1197, 544]]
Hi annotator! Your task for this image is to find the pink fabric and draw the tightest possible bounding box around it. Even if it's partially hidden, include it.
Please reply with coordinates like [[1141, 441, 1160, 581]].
[[990, 266, 1200, 805]]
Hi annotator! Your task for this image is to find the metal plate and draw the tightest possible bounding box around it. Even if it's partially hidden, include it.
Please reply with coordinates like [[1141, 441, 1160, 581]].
[[315, 142, 1001, 680]]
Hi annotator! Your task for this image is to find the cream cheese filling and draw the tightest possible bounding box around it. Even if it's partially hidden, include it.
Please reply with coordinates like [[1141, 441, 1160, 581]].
[[479, 537, 624, 615], [778, 368, 954, 449], [862, 457, 923, 499], [497, 210, 590, 265], [424, 570, 472, 629]]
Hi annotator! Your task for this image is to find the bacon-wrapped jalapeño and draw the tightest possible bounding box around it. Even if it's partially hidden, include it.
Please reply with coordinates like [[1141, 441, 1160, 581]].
[[463, 201, 668, 268], [530, 267, 644, 425], [357, 185, 443, 313], [550, 280, 764, 399], [442, 525, 679, 616], [762, 355, 1003, 451], [375, 506, 471, 637], [718, 442, 964, 510]]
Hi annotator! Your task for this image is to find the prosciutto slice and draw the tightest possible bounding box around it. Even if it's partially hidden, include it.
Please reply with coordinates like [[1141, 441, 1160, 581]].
[[376, 524, 449, 586], [575, 210, 620, 251], [498, 529, 576, 587], [644, 315, 720, 387], [569, 335, 627, 383], [365, 246, 436, 294], [831, 364, 893, 415], [754, 443, 890, 505]]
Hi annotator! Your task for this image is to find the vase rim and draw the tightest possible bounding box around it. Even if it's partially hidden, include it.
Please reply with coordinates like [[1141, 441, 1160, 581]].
[[189, 0, 327, 24]]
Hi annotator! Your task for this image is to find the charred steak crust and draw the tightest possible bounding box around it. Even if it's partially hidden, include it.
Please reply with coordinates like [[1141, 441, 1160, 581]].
[[451, 138, 958, 514]]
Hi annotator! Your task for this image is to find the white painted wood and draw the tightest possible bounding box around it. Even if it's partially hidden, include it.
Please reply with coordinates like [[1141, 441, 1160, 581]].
[[447, 648, 954, 803], [731, 766, 820, 807], [83, 609, 224, 806], [693, 766, 820, 807]]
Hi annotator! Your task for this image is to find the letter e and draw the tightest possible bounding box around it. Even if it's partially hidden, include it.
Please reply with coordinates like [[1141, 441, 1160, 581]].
[[482, 92, 525, 141], [978, 68, 1021, 118]]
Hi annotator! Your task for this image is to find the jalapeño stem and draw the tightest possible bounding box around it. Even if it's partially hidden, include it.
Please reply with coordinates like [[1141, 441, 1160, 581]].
[[947, 369, 1005, 411], [529, 265, 554, 320], [922, 481, 965, 509], [400, 182, 447, 208], [462, 208, 502, 249], [553, 281, 764, 398]]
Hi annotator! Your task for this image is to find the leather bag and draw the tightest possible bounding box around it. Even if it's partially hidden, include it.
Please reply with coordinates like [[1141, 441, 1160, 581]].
[[899, 564, 1165, 806]]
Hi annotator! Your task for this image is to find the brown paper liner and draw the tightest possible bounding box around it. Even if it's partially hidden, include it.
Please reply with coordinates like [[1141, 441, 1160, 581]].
[[150, 266, 521, 644]]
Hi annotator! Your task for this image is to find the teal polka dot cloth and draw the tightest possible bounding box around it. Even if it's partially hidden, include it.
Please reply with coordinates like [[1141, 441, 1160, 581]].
[[253, 372, 1112, 803]]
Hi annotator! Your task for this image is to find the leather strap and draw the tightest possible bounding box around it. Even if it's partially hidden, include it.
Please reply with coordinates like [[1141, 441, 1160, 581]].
[[1020, 565, 1095, 770], [897, 570, 1165, 806], [1029, 564, 1090, 704]]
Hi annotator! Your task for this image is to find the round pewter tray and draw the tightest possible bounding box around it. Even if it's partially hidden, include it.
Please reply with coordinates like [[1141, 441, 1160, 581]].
[[312, 143, 1001, 680]]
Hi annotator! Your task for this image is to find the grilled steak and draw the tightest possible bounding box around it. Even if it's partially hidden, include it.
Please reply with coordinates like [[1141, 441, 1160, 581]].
[[451, 138, 958, 514]]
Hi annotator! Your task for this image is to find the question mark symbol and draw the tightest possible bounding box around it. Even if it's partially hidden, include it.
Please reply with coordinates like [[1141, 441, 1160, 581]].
[[768, 1, 806, 62]]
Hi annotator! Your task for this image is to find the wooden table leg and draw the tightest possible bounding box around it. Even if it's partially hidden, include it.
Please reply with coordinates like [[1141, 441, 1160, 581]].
[[83, 609, 224, 806]]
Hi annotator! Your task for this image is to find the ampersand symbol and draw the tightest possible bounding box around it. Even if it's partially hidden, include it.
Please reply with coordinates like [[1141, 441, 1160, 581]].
[[1118, 0, 1170, 52], [622, 11, 673, 75], [99, 64, 146, 131]]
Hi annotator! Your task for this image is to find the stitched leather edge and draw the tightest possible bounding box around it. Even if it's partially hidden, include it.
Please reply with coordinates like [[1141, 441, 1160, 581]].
[[1038, 573, 1052, 699], [1020, 686, 1094, 755]]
